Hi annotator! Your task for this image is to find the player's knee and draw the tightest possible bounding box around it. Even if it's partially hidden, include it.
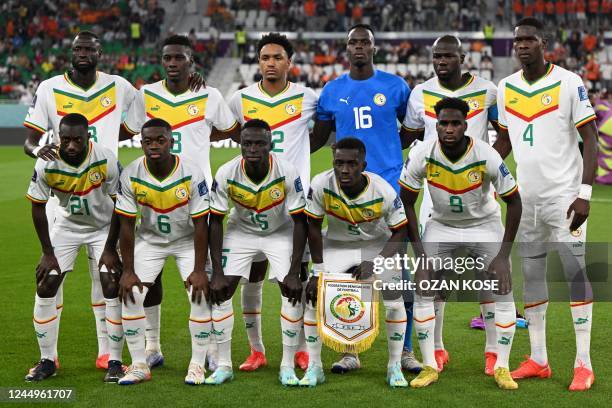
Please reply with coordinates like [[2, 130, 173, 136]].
[[249, 260, 268, 282], [143, 277, 163, 306], [36, 274, 63, 298], [100, 273, 119, 299]]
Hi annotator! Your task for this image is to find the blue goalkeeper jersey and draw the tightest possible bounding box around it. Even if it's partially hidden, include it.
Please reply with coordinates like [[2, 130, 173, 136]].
[[317, 70, 411, 191]]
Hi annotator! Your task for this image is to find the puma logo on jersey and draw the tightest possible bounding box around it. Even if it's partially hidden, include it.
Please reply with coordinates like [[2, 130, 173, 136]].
[[339, 97, 350, 105], [151, 105, 160, 111], [63, 102, 73, 109], [509, 98, 519, 104]]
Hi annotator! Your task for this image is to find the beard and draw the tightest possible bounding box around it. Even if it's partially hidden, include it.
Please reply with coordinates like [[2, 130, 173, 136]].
[[72, 60, 96, 74]]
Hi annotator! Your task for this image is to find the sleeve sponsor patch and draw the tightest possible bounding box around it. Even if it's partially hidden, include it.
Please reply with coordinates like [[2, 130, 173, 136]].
[[198, 180, 208, 197], [499, 163, 510, 177], [578, 86, 588, 101], [307, 187, 313, 200], [31, 169, 37, 182], [294, 177, 303, 192], [393, 196, 402, 209]]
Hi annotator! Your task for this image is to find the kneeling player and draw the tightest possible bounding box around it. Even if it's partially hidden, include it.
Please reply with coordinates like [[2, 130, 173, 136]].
[[303, 138, 409, 388], [115, 119, 211, 385], [207, 119, 307, 386], [400, 98, 522, 389], [25, 113, 123, 381]]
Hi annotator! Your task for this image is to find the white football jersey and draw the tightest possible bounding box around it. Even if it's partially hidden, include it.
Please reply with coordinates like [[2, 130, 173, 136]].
[[24, 71, 137, 154], [115, 155, 210, 245], [210, 153, 306, 235], [403, 74, 498, 143], [306, 170, 408, 242], [497, 64, 596, 201], [400, 137, 518, 228], [26, 141, 120, 232], [228, 81, 318, 190], [123, 80, 238, 185]]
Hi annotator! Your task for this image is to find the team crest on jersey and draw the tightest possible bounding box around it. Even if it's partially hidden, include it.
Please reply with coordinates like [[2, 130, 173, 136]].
[[100, 96, 112, 108], [175, 186, 188, 200], [467, 170, 482, 184], [88, 170, 102, 184], [285, 103, 297, 115], [373, 93, 386, 106], [571, 228, 582, 237], [468, 99, 480, 110], [187, 104, 199, 116], [541, 94, 553, 106], [269, 187, 282, 200], [198, 181, 208, 197], [361, 208, 375, 219]]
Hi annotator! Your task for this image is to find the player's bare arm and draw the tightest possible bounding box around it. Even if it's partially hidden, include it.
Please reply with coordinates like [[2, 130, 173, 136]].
[[567, 121, 599, 231], [117, 214, 143, 305], [492, 127, 513, 159], [310, 118, 334, 153], [305, 217, 324, 305], [282, 212, 308, 306], [24, 129, 58, 160], [208, 213, 229, 305], [210, 123, 241, 143], [489, 191, 522, 296], [98, 200, 123, 294], [31, 201, 60, 283], [399, 127, 424, 150], [185, 215, 209, 305]]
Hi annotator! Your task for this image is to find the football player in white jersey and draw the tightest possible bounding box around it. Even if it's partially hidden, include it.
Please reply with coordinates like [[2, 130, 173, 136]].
[[303, 137, 410, 388], [400, 98, 522, 390], [400, 35, 503, 372], [24, 113, 122, 382], [207, 120, 307, 386], [115, 118, 211, 385], [493, 18, 598, 391], [227, 33, 318, 371], [121, 35, 238, 370]]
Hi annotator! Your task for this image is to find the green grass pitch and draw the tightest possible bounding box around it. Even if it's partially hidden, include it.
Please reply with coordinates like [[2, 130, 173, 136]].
[[1, 145, 611, 407]]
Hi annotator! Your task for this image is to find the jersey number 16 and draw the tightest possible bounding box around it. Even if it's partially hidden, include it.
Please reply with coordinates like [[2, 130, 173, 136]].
[[353, 107, 373, 129]]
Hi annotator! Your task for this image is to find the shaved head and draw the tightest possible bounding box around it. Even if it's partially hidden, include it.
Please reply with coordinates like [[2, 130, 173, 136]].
[[433, 35, 462, 50]]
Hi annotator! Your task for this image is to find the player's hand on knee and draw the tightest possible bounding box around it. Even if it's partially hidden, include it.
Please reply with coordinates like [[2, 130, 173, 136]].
[[118, 270, 143, 305], [567, 198, 590, 232], [282, 273, 303, 306], [305, 276, 319, 306], [36, 144, 59, 161], [351, 261, 374, 281], [36, 253, 60, 284], [490, 255, 512, 296], [98, 248, 122, 277], [185, 271, 209, 304], [209, 273, 229, 305]]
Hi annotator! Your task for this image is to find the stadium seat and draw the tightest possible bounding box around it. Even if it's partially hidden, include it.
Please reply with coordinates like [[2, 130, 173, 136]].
[[247, 10, 258, 21], [201, 16, 211, 29], [236, 10, 246, 24], [267, 17, 276, 30]]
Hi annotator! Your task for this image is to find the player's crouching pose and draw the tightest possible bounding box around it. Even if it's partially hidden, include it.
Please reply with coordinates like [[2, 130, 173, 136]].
[[303, 138, 409, 388], [25, 113, 124, 382], [400, 98, 522, 390], [207, 119, 307, 386], [115, 118, 211, 385]]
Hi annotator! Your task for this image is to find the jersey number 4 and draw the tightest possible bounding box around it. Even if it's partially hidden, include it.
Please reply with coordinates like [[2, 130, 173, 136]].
[[353, 107, 372, 129], [522, 124, 534, 147]]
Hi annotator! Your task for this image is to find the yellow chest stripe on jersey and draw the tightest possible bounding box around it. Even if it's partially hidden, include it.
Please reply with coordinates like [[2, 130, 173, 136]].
[[241, 93, 304, 130], [504, 81, 561, 122], [423, 89, 487, 120], [45, 159, 107, 196], [227, 177, 286, 213], [323, 188, 384, 225], [54, 83, 117, 124], [144, 90, 208, 130], [130, 176, 192, 214], [425, 158, 486, 195]]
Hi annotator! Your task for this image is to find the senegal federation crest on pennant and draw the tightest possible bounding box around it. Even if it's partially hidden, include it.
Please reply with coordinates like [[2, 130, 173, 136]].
[[317, 273, 379, 353]]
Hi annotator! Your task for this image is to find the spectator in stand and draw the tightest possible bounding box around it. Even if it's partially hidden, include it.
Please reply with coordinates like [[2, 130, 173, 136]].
[[583, 30, 598, 54], [576, 0, 587, 25], [587, 0, 599, 26], [585, 53, 602, 89], [567, 0, 576, 23], [514, 0, 524, 24], [544, 0, 555, 25], [535, 0, 545, 21], [556, 0, 566, 25]]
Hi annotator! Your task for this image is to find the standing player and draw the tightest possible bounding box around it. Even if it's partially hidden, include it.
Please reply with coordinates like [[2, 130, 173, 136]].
[[303, 138, 409, 388], [25, 113, 122, 381], [400, 35, 501, 372], [115, 118, 211, 385], [494, 18, 598, 391], [227, 32, 318, 371], [206, 120, 307, 386], [400, 98, 522, 390], [121, 34, 238, 369], [310, 23, 420, 373]]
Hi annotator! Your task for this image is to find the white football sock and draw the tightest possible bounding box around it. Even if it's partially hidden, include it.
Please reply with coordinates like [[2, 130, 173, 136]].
[[280, 297, 303, 368], [522, 255, 548, 366], [303, 303, 322, 367], [212, 300, 234, 369], [434, 300, 445, 350], [241, 281, 265, 353], [297, 282, 308, 353], [414, 295, 436, 369], [188, 288, 211, 367], [122, 286, 148, 365], [54, 284, 63, 359], [88, 251, 108, 357], [493, 294, 516, 369], [33, 295, 58, 361], [385, 300, 407, 368], [480, 301, 497, 353], [104, 297, 124, 362], [144, 305, 161, 353], [570, 301, 593, 370]]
